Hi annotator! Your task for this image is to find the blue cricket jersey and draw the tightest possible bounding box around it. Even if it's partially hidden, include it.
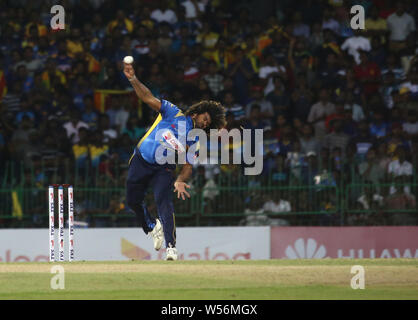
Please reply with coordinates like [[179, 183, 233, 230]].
[[135, 99, 199, 165]]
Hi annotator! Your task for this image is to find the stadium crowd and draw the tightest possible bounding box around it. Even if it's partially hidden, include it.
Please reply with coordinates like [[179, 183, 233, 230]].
[[0, 0, 418, 227]]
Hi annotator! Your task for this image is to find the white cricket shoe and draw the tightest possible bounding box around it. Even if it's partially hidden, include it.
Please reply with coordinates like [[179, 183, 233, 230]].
[[150, 219, 163, 251], [165, 246, 178, 261]]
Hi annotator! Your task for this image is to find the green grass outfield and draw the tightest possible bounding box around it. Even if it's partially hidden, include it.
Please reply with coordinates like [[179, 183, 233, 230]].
[[0, 259, 417, 300]]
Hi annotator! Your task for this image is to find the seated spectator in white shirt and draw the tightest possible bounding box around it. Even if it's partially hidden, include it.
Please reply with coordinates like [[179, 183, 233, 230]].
[[387, 146, 413, 195], [341, 30, 371, 65], [63, 110, 89, 144], [151, 1, 178, 25], [263, 198, 291, 214]]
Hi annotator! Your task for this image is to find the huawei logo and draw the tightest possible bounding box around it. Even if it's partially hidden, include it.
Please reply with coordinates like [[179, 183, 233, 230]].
[[285, 238, 327, 259]]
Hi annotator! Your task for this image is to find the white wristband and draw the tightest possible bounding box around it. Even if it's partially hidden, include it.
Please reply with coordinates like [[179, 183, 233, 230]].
[[128, 75, 136, 82]]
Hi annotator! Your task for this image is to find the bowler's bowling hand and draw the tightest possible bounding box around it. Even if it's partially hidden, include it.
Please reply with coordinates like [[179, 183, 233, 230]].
[[123, 63, 135, 80], [174, 181, 191, 200]]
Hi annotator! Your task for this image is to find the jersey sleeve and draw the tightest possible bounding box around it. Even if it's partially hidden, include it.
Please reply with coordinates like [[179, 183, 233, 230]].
[[160, 99, 180, 120]]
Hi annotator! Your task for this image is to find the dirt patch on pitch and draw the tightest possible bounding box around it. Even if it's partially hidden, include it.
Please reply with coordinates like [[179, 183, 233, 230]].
[[0, 263, 416, 287]]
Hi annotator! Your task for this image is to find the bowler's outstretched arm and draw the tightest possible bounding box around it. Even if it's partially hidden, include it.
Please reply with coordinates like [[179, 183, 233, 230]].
[[123, 62, 161, 112]]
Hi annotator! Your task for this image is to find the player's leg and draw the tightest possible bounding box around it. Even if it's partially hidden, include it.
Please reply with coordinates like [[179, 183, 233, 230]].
[[126, 153, 155, 234], [152, 168, 177, 260]]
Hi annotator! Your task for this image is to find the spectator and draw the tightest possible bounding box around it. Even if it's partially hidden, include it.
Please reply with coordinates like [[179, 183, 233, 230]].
[[381, 53, 405, 80], [266, 76, 290, 116], [151, 1, 178, 25], [115, 101, 131, 134], [55, 40, 73, 73], [245, 86, 274, 121], [379, 71, 399, 109], [66, 28, 84, 58], [72, 127, 90, 169], [277, 125, 294, 158], [89, 130, 109, 168], [273, 113, 287, 141], [15, 96, 35, 125], [353, 50, 381, 98], [267, 153, 290, 186], [286, 139, 305, 181], [387, 146, 413, 195], [203, 61, 224, 97], [107, 10, 134, 34], [16, 65, 34, 93], [322, 7, 340, 34], [258, 54, 286, 96], [369, 35, 387, 68], [263, 197, 291, 214], [364, 6, 389, 43], [357, 147, 385, 204], [14, 46, 43, 77], [291, 11, 310, 39], [349, 120, 377, 160], [227, 47, 255, 105], [317, 52, 342, 89], [370, 110, 390, 139], [307, 87, 336, 139], [323, 119, 350, 157], [385, 185, 417, 225], [112, 133, 133, 164], [171, 25, 196, 54], [299, 123, 320, 155], [81, 96, 99, 129], [10, 116, 34, 160], [98, 113, 118, 145], [402, 110, 418, 141], [290, 75, 313, 121], [196, 21, 220, 59], [63, 110, 89, 144], [131, 24, 150, 56], [387, 2, 416, 52], [122, 116, 146, 142], [309, 22, 324, 51], [341, 30, 371, 65], [222, 91, 245, 122], [344, 91, 365, 122], [386, 122, 410, 157], [181, 0, 205, 20], [157, 22, 174, 55]]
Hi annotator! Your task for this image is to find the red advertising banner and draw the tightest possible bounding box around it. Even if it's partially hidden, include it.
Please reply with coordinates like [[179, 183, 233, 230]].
[[271, 227, 418, 259]]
